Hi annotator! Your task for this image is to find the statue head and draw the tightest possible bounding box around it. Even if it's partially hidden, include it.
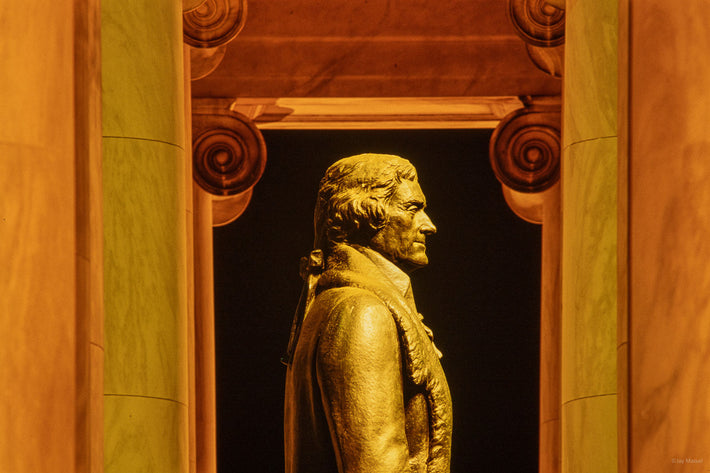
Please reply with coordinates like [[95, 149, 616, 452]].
[[314, 153, 437, 273]]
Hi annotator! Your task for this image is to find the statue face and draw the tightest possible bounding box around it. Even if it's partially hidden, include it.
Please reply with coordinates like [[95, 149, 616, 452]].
[[369, 179, 437, 273]]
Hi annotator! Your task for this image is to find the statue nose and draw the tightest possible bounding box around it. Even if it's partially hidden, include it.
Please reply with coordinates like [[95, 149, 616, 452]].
[[421, 212, 437, 235]]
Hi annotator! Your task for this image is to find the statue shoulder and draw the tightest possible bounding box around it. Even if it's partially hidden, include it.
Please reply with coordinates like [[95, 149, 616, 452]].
[[316, 285, 388, 312], [316, 287, 399, 361]]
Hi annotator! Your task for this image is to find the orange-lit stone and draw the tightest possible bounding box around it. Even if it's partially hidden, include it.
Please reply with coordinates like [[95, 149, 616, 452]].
[[623, 1, 710, 471]]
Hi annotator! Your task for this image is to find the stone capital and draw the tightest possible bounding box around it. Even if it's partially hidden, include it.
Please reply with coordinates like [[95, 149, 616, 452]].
[[183, 0, 246, 48], [192, 109, 267, 226], [489, 97, 561, 223], [184, 0, 246, 80], [508, 0, 565, 77]]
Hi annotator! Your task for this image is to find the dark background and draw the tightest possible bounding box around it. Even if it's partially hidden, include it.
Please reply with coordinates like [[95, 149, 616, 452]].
[[213, 129, 541, 472]]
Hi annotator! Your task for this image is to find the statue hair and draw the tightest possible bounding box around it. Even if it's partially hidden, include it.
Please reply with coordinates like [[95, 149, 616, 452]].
[[313, 153, 417, 250]]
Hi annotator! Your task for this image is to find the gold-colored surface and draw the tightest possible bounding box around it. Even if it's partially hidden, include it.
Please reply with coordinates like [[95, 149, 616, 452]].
[[102, 1, 189, 471], [284, 154, 452, 473], [561, 0, 618, 471]]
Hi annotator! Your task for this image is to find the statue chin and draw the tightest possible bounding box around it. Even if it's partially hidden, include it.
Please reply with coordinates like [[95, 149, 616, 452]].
[[397, 256, 428, 274]]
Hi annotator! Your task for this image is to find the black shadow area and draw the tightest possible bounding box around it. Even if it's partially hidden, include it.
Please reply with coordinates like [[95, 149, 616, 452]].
[[213, 129, 541, 473]]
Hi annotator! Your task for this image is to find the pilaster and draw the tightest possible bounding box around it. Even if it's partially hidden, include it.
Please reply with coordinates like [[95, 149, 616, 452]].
[[621, 1, 710, 471], [0, 1, 103, 471]]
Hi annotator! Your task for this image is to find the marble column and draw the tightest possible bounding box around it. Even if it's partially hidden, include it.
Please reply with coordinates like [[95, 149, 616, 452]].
[[183, 3, 252, 470], [504, 5, 565, 466], [490, 98, 562, 473], [619, 1, 710, 471], [190, 107, 266, 473], [101, 1, 189, 472], [561, 0, 618, 472], [0, 0, 103, 471]]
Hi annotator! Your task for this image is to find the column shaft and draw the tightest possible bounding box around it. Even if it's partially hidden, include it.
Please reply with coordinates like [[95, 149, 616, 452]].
[[194, 187, 218, 473], [561, 0, 618, 472], [540, 184, 561, 473], [102, 1, 189, 472]]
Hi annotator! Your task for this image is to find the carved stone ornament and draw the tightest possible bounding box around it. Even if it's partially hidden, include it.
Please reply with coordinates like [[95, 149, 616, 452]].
[[508, 0, 565, 47], [183, 0, 247, 49], [526, 43, 564, 78], [489, 105, 561, 193], [190, 45, 227, 81], [192, 111, 266, 196], [183, 0, 206, 13]]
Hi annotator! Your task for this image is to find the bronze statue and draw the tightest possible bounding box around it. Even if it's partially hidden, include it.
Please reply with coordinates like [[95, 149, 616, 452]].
[[283, 153, 452, 473]]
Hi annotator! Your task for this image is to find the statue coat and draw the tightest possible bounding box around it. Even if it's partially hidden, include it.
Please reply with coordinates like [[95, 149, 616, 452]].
[[284, 243, 452, 473]]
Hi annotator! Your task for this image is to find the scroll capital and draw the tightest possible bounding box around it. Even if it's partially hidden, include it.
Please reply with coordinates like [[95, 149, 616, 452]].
[[183, 0, 207, 13], [508, 0, 565, 77], [183, 0, 247, 48], [192, 109, 267, 226], [184, 0, 246, 81], [489, 97, 561, 223]]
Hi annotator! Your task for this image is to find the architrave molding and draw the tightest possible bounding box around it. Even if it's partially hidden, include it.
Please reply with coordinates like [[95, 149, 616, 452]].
[[216, 96, 524, 130]]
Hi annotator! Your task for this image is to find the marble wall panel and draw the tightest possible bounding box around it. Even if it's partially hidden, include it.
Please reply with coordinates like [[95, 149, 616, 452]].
[[0, 144, 77, 472], [627, 3, 710, 470], [0, 5, 73, 148], [103, 138, 188, 402], [0, 1, 79, 471]]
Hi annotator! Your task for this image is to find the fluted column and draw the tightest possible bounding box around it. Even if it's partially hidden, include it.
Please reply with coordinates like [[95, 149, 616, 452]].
[[101, 1, 189, 472], [561, 1, 618, 472], [490, 98, 561, 473]]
